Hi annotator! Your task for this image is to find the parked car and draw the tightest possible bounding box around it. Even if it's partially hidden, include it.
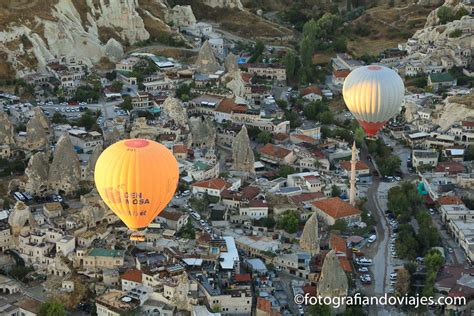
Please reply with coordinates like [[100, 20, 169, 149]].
[[358, 267, 369, 273]]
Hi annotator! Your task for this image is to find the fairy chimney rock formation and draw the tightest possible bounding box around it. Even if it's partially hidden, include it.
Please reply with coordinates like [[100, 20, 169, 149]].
[[231, 125, 255, 174], [189, 116, 216, 148], [48, 134, 81, 195], [196, 41, 220, 75], [0, 112, 15, 145], [162, 97, 189, 128], [299, 212, 319, 255], [26, 115, 49, 151], [24, 152, 50, 197], [8, 201, 34, 236], [317, 250, 349, 313]]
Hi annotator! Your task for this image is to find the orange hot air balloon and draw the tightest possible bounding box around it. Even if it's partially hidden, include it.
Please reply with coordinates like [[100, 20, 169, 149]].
[[94, 139, 179, 233]]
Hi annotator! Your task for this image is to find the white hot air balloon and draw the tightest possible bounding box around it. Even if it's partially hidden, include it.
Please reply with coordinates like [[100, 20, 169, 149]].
[[343, 65, 405, 137]]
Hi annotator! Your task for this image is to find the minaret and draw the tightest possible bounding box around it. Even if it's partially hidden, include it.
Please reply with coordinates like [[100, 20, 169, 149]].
[[350, 141, 357, 206]]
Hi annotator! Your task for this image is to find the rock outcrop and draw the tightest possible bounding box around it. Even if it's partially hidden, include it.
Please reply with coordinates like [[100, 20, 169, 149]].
[[299, 213, 319, 255], [226, 69, 246, 98], [48, 134, 81, 195], [0, 112, 15, 145], [32, 107, 51, 133], [8, 201, 34, 236], [425, 0, 470, 27], [0, 0, 153, 72], [24, 152, 50, 197], [84, 144, 103, 182], [162, 97, 189, 128], [106, 127, 122, 146], [80, 191, 116, 227], [26, 115, 49, 151], [189, 116, 216, 148], [434, 94, 474, 131], [231, 125, 255, 174], [203, 0, 244, 10], [317, 250, 348, 313], [166, 5, 197, 28], [195, 41, 220, 75], [224, 52, 239, 74]]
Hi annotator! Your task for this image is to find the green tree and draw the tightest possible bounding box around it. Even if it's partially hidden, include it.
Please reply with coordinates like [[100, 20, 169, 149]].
[[39, 299, 66, 316], [276, 99, 288, 111], [423, 249, 444, 297], [179, 219, 195, 239], [354, 127, 366, 145], [309, 303, 331, 315], [331, 218, 348, 232], [175, 84, 191, 101], [396, 224, 420, 260], [52, 112, 69, 124], [283, 50, 299, 82], [76, 110, 97, 130], [257, 131, 272, 144], [284, 110, 302, 128], [465, 145, 474, 161], [110, 80, 123, 93], [278, 165, 296, 178], [378, 155, 401, 176], [277, 210, 300, 233], [121, 96, 133, 111], [319, 111, 334, 124], [331, 185, 342, 197], [249, 40, 265, 63]]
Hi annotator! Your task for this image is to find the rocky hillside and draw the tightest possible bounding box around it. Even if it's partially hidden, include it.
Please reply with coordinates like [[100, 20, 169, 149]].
[[0, 0, 287, 79]]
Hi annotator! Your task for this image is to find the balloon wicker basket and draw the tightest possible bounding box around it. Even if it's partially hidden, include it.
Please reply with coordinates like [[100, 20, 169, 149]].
[[366, 135, 378, 141], [130, 231, 145, 242]]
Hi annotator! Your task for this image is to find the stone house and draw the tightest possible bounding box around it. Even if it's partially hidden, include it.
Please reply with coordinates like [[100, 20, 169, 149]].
[[156, 210, 189, 231], [428, 72, 457, 92], [258, 143, 295, 165], [311, 197, 361, 226]]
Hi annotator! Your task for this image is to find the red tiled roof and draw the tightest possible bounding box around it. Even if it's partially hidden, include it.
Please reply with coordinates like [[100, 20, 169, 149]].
[[216, 98, 248, 113], [173, 144, 187, 154], [333, 70, 351, 78], [462, 121, 474, 127], [312, 197, 361, 219], [292, 134, 317, 143], [241, 72, 253, 83], [259, 143, 292, 159], [191, 178, 228, 190], [121, 268, 142, 283], [302, 86, 322, 96], [330, 234, 348, 254], [340, 160, 370, 171], [257, 298, 272, 312], [303, 285, 317, 297], [289, 192, 325, 204], [434, 161, 465, 174], [437, 196, 464, 206], [234, 273, 251, 282]]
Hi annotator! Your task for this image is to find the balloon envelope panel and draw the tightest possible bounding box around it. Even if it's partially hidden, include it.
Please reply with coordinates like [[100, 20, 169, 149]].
[[94, 139, 179, 230], [343, 65, 405, 136]]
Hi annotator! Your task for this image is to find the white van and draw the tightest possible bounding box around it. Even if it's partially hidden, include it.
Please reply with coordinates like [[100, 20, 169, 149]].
[[368, 235, 377, 243]]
